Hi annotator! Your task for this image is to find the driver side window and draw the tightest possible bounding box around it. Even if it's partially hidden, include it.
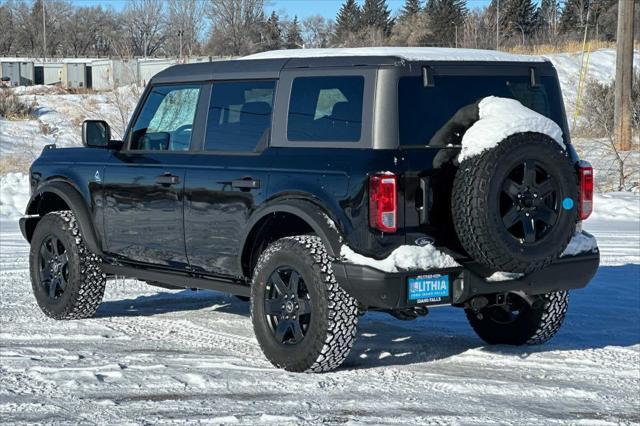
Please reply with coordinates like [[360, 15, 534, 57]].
[[130, 85, 202, 151]]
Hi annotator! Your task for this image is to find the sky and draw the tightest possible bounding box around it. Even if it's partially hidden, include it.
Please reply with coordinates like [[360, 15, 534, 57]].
[[66, 0, 498, 20]]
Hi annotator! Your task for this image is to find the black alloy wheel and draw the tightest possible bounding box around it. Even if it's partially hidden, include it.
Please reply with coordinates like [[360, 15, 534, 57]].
[[264, 267, 312, 345], [500, 159, 561, 244], [251, 236, 359, 372], [29, 211, 106, 320], [483, 295, 529, 325], [38, 235, 70, 299], [465, 291, 569, 345]]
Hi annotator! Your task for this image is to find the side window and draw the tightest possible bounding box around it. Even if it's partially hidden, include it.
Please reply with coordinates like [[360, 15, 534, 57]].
[[287, 76, 364, 142], [205, 80, 276, 152], [130, 85, 201, 151]]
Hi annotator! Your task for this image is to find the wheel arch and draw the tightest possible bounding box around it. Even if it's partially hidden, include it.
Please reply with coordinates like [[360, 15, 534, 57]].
[[239, 198, 344, 279], [22, 180, 103, 256]]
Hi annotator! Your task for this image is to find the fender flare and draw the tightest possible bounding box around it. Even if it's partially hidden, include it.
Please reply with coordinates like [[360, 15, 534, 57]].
[[238, 198, 344, 272], [24, 181, 103, 256]]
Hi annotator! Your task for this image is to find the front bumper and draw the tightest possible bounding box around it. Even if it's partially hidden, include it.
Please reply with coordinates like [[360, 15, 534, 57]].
[[333, 251, 600, 310]]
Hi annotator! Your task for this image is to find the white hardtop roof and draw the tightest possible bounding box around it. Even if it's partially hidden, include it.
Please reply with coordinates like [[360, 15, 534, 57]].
[[243, 47, 547, 63]]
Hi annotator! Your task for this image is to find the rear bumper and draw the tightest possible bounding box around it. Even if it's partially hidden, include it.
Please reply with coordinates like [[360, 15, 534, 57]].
[[333, 251, 600, 310]]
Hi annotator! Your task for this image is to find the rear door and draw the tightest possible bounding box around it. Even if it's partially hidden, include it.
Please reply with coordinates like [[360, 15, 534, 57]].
[[184, 79, 277, 277], [103, 83, 207, 268]]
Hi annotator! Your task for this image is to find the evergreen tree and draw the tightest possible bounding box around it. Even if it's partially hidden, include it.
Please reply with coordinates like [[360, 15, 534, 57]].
[[559, 0, 590, 35], [400, 0, 422, 18], [286, 16, 304, 49], [361, 0, 394, 36], [262, 11, 282, 51], [334, 0, 361, 44], [425, 0, 466, 47], [501, 0, 537, 43]]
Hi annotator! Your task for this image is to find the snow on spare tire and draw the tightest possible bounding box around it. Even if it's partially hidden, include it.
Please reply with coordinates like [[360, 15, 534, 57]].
[[452, 97, 578, 274]]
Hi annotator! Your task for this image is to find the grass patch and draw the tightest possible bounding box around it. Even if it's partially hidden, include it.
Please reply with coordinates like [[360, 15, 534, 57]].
[[506, 40, 620, 55], [0, 91, 36, 119], [0, 153, 32, 174]]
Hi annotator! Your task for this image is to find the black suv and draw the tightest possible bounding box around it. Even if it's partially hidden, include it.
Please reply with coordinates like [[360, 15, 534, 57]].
[[20, 48, 599, 372]]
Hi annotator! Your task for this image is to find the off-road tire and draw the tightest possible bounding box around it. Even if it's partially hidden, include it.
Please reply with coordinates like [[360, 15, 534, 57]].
[[465, 291, 569, 345], [452, 133, 578, 273], [29, 211, 106, 320], [251, 236, 359, 373]]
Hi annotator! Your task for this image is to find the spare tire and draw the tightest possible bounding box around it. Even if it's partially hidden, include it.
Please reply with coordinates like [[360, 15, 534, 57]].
[[452, 132, 578, 274]]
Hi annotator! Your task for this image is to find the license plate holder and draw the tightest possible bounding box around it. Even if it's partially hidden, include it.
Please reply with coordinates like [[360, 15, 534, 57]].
[[407, 274, 452, 306]]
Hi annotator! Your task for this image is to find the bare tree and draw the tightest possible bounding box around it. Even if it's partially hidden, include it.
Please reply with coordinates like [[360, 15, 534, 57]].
[[579, 76, 640, 191], [165, 0, 205, 59], [65, 7, 107, 57], [205, 0, 265, 56], [122, 0, 166, 57], [301, 15, 334, 49], [0, 0, 17, 55]]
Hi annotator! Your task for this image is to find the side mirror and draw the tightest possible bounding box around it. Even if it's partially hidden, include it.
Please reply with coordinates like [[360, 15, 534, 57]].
[[82, 120, 111, 148]]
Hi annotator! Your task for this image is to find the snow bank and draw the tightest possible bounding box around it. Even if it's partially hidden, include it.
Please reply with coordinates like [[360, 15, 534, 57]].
[[590, 192, 640, 221], [545, 49, 640, 118], [0, 172, 29, 219], [244, 47, 545, 63], [340, 244, 459, 273], [561, 231, 598, 257], [459, 97, 565, 162]]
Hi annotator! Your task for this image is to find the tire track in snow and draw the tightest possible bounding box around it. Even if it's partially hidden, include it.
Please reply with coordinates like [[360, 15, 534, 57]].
[[104, 316, 268, 364]]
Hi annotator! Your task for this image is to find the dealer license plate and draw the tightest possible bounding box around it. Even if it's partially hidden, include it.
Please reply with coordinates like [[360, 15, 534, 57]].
[[407, 274, 451, 306]]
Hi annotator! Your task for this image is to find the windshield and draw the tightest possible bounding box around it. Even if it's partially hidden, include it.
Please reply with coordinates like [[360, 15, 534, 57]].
[[398, 74, 565, 146]]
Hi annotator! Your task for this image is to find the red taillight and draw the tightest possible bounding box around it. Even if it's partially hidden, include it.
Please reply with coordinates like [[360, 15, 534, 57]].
[[369, 173, 397, 233], [578, 162, 594, 220]]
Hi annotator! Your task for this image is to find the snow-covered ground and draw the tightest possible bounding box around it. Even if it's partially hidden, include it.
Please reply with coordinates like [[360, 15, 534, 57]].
[[1, 85, 139, 160], [0, 194, 638, 424], [0, 49, 639, 424]]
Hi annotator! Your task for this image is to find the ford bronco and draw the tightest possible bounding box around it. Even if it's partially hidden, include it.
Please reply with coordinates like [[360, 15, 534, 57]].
[[20, 48, 599, 372]]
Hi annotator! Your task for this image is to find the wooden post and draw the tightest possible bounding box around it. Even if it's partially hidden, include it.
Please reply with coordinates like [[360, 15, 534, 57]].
[[614, 0, 635, 151]]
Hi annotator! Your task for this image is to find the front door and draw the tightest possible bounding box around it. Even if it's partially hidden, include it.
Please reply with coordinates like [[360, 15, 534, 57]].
[[103, 83, 206, 268]]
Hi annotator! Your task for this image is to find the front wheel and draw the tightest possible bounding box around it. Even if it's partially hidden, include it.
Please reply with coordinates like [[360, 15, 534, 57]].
[[465, 291, 568, 345], [29, 211, 106, 320], [251, 236, 359, 372]]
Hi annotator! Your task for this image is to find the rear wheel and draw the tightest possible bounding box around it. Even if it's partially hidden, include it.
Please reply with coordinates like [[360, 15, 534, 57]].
[[29, 211, 106, 320], [465, 291, 569, 345], [251, 236, 359, 372]]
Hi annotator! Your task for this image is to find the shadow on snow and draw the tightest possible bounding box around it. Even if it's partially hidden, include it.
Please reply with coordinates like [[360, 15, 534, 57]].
[[96, 264, 639, 370]]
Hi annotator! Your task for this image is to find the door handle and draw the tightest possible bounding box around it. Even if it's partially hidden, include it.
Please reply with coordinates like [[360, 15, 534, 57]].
[[218, 178, 261, 189], [155, 173, 180, 186], [231, 179, 260, 189]]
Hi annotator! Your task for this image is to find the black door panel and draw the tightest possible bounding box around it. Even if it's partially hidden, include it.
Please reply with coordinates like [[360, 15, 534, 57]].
[[184, 155, 275, 277], [103, 154, 189, 268]]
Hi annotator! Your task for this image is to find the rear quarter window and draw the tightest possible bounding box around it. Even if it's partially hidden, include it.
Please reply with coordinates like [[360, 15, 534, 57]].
[[287, 76, 364, 142]]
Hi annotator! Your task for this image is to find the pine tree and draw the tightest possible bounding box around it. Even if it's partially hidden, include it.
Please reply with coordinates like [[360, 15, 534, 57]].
[[501, 0, 537, 43], [559, 0, 590, 35], [361, 0, 394, 36], [286, 16, 304, 49], [425, 0, 466, 47], [262, 11, 282, 51], [334, 0, 361, 44], [400, 0, 422, 18]]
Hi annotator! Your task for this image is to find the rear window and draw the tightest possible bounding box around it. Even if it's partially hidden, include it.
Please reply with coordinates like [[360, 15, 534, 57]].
[[287, 76, 364, 142], [398, 75, 564, 146]]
